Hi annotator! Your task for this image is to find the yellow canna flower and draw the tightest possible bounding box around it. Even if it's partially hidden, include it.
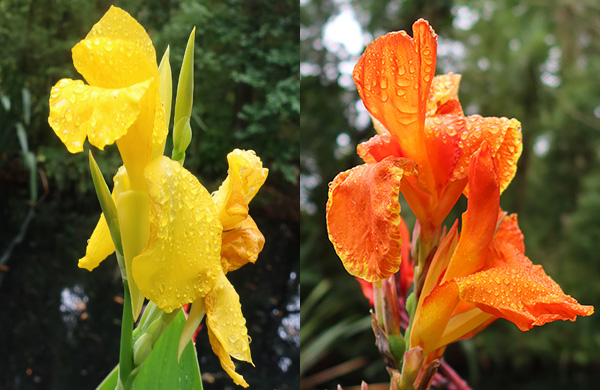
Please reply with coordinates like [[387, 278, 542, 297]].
[[48, 7, 270, 387]]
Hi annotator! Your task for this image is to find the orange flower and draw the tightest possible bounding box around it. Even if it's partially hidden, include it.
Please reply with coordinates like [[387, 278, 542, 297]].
[[409, 145, 594, 357], [327, 19, 522, 281]]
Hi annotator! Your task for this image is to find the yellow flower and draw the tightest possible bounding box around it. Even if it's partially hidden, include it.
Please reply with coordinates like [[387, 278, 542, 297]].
[[48, 7, 269, 386]]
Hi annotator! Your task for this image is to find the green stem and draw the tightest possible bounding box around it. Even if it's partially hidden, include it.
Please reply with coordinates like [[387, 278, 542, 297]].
[[118, 278, 135, 389]]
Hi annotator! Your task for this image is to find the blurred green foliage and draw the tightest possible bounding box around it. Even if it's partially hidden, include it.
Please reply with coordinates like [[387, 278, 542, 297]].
[[301, 0, 600, 388], [0, 0, 299, 196]]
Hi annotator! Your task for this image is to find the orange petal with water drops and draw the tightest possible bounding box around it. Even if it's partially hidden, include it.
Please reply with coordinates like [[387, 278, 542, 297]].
[[353, 19, 437, 170], [48, 78, 152, 153], [452, 115, 522, 195], [357, 132, 403, 164], [133, 156, 222, 313], [455, 257, 594, 331], [443, 144, 500, 282], [220, 215, 265, 273], [72, 6, 158, 89], [410, 281, 460, 354], [426, 73, 462, 116], [213, 149, 268, 230], [494, 212, 525, 254], [326, 157, 409, 282]]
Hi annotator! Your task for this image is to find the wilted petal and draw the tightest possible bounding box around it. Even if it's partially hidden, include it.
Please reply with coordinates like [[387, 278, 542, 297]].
[[48, 78, 151, 153], [455, 257, 594, 331], [326, 157, 410, 282], [133, 156, 222, 313], [221, 215, 265, 273], [213, 149, 268, 230]]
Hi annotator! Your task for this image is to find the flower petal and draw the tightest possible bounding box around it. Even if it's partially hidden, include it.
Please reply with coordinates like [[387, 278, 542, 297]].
[[357, 133, 402, 164], [352, 19, 437, 175], [48, 78, 151, 153], [133, 156, 222, 313], [78, 213, 115, 271], [426, 74, 462, 116], [452, 115, 522, 194], [221, 215, 265, 273], [72, 6, 157, 89], [213, 149, 268, 230], [455, 257, 594, 331], [326, 157, 409, 282], [207, 328, 249, 388], [205, 271, 253, 364], [443, 144, 500, 282], [78, 166, 130, 271]]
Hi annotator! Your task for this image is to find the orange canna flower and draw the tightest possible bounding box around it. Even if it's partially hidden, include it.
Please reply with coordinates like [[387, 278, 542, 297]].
[[326, 19, 522, 282], [409, 145, 594, 357]]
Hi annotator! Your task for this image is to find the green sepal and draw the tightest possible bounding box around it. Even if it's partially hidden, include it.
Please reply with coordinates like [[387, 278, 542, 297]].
[[89, 151, 123, 257], [406, 292, 416, 318], [172, 117, 192, 163], [388, 333, 406, 367], [133, 333, 153, 366]]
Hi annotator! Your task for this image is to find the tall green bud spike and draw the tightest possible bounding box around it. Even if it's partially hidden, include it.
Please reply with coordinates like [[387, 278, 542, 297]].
[[172, 27, 196, 164]]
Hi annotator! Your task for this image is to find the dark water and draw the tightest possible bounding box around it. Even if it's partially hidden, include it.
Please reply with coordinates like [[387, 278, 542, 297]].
[[0, 185, 299, 389]]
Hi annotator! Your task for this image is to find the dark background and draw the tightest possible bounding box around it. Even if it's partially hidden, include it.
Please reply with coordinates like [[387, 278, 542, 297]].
[[300, 0, 600, 389], [0, 0, 299, 389]]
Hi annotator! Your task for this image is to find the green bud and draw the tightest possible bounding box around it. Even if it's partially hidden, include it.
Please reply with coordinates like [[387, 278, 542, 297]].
[[133, 333, 153, 366], [405, 292, 416, 318], [172, 27, 195, 161], [158, 46, 173, 130], [388, 334, 406, 367]]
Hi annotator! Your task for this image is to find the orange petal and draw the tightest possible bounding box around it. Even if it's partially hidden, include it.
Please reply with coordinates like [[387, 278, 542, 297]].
[[494, 212, 525, 254], [410, 281, 460, 354], [357, 133, 402, 164], [326, 158, 408, 282], [452, 115, 522, 194], [455, 257, 594, 331], [426, 74, 462, 116], [443, 144, 500, 282], [221, 215, 265, 273], [424, 113, 464, 195], [352, 19, 437, 173]]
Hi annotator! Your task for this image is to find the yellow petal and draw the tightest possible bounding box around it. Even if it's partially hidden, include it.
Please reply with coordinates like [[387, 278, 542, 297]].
[[207, 327, 249, 388], [221, 215, 265, 273], [213, 149, 268, 230], [73, 6, 157, 89], [205, 271, 253, 364], [78, 213, 115, 271], [48, 78, 151, 153], [78, 166, 130, 271], [133, 156, 222, 312]]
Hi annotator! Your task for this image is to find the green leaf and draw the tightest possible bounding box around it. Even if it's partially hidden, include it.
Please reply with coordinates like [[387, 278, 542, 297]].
[[132, 309, 203, 389], [96, 310, 203, 390]]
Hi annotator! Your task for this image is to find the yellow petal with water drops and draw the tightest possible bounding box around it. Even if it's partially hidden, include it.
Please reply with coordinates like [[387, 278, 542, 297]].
[[205, 271, 253, 364], [207, 327, 249, 388], [133, 156, 222, 313], [78, 165, 130, 271], [213, 149, 268, 230], [48, 78, 151, 153], [221, 215, 265, 273], [72, 6, 157, 89], [78, 213, 115, 271]]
